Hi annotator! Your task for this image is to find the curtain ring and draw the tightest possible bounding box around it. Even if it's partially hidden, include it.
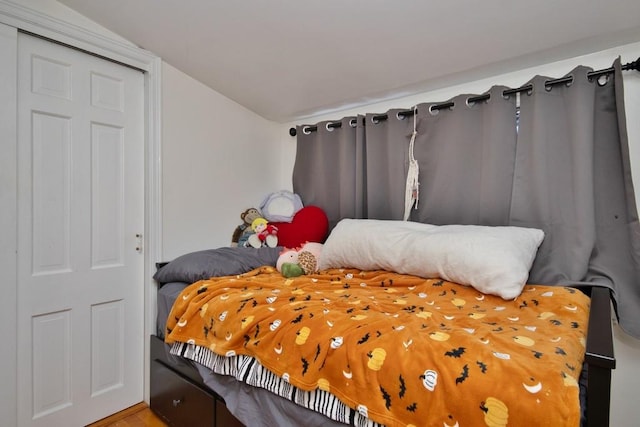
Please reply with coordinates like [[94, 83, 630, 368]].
[[349, 118, 358, 128], [597, 74, 609, 86], [545, 75, 574, 91], [466, 93, 490, 107], [326, 122, 341, 132], [428, 104, 439, 116], [302, 126, 312, 135]]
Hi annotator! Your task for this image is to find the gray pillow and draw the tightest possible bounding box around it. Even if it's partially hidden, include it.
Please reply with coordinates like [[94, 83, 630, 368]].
[[154, 246, 282, 284]]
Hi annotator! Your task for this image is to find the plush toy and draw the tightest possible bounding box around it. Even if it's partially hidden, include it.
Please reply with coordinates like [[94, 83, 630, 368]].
[[259, 190, 304, 222], [276, 242, 324, 277], [231, 208, 262, 247], [298, 242, 323, 274], [247, 217, 279, 248], [231, 202, 329, 248], [276, 247, 304, 277], [270, 206, 329, 248]]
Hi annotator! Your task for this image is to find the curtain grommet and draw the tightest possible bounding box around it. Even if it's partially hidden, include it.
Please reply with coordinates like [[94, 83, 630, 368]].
[[349, 118, 358, 128], [302, 126, 312, 135], [597, 74, 609, 86]]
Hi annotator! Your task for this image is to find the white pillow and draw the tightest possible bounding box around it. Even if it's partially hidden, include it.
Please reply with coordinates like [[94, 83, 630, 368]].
[[318, 219, 544, 299]]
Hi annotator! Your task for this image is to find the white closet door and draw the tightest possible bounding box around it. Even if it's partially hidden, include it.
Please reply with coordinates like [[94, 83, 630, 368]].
[[17, 33, 144, 426]]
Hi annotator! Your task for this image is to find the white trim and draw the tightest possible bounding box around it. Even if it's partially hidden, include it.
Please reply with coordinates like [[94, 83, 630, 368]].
[[0, 21, 18, 427], [0, 0, 162, 409], [0, 0, 153, 70], [144, 55, 163, 403]]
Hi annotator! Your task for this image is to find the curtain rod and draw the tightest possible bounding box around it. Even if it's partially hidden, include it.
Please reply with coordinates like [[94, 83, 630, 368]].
[[289, 57, 640, 137]]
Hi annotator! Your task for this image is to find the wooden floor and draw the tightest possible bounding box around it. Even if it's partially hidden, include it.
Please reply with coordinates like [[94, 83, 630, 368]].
[[87, 403, 167, 427]]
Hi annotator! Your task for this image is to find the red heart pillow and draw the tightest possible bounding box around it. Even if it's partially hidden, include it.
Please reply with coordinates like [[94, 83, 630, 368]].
[[272, 206, 329, 248]]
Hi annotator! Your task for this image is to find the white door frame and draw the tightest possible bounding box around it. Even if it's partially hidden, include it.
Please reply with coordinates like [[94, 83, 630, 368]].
[[0, 1, 162, 425]]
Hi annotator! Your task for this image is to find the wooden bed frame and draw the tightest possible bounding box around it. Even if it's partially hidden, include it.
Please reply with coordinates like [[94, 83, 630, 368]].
[[584, 286, 616, 427], [149, 270, 616, 427]]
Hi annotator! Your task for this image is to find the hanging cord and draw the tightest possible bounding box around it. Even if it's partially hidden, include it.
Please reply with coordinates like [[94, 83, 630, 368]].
[[403, 106, 420, 221]]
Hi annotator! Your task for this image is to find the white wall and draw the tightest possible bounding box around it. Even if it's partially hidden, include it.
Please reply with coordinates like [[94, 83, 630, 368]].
[[280, 41, 640, 427], [161, 62, 282, 260]]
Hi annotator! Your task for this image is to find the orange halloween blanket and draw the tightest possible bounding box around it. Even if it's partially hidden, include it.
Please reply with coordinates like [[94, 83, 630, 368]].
[[165, 267, 589, 427]]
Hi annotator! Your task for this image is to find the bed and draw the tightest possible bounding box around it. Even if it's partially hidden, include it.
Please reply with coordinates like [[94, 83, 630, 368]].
[[150, 220, 615, 427]]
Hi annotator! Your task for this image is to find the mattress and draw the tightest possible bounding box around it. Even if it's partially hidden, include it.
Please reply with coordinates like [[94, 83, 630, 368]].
[[157, 282, 190, 338]]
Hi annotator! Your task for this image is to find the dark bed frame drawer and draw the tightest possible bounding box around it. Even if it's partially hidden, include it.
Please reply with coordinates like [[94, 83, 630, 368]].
[[150, 335, 244, 427], [150, 359, 215, 426]]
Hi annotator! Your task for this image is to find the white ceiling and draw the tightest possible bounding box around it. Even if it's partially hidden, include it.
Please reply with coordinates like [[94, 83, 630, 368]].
[[59, 0, 640, 123]]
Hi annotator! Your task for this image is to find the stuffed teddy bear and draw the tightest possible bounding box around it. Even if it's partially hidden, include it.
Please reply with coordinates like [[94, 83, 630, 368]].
[[247, 217, 279, 248], [231, 208, 262, 247], [276, 242, 323, 277]]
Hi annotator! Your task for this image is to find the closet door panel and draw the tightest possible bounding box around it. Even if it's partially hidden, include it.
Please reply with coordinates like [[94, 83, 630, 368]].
[[17, 32, 145, 427], [31, 111, 72, 275]]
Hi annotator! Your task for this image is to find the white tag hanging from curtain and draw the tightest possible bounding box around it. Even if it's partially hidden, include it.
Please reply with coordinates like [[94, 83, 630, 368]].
[[403, 106, 420, 221]]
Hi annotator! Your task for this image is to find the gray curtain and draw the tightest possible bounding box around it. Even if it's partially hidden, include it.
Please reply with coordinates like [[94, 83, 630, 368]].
[[293, 116, 366, 229], [510, 60, 640, 338], [409, 87, 518, 226], [362, 109, 412, 220], [292, 58, 640, 338]]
